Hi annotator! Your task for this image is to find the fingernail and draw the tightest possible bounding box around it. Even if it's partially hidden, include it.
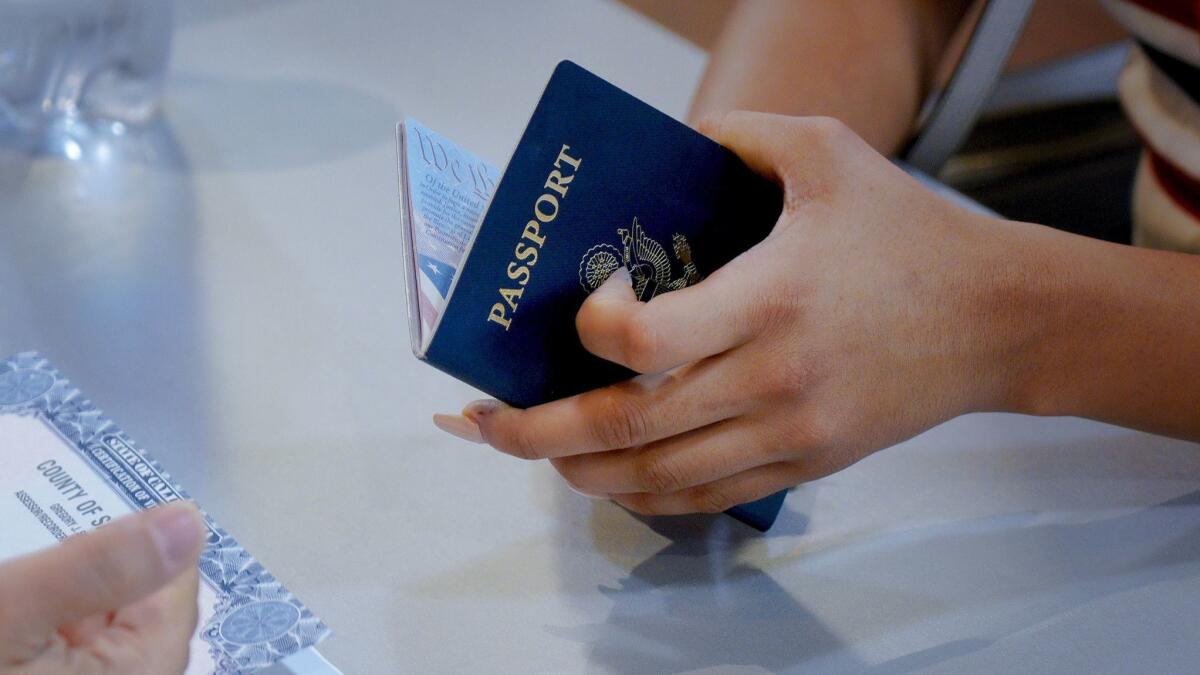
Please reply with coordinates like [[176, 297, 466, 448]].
[[592, 267, 633, 298], [433, 413, 484, 443], [462, 399, 502, 423], [565, 481, 609, 500], [601, 267, 632, 288], [149, 502, 203, 571]]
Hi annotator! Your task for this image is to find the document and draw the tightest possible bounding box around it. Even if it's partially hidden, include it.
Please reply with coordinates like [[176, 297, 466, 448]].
[[0, 352, 340, 675], [398, 118, 500, 339]]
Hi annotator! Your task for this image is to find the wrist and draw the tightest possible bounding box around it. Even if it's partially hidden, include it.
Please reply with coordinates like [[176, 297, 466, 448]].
[[960, 217, 1083, 417]]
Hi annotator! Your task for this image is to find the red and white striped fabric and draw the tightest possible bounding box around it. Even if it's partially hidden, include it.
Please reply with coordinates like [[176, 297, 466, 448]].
[[1101, 0, 1200, 251]]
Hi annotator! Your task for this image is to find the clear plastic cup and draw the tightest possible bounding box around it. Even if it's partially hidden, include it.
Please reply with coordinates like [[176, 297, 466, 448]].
[[0, 0, 173, 133]]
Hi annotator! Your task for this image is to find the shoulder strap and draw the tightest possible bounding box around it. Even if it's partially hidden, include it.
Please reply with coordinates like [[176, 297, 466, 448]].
[[903, 0, 1036, 174]]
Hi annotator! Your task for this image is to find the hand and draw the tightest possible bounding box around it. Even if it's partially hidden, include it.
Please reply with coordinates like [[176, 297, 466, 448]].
[[0, 502, 206, 675], [434, 112, 1054, 514]]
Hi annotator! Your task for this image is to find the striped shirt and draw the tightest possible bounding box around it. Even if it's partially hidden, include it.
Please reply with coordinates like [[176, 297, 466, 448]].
[[1101, 0, 1200, 251]]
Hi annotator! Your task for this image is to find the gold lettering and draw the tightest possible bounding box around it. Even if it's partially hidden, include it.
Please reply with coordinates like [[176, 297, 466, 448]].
[[514, 242, 539, 265], [543, 169, 574, 198], [487, 303, 512, 330], [554, 144, 582, 172], [534, 194, 558, 223], [507, 262, 531, 285], [486, 142, 584, 330], [521, 220, 546, 247], [499, 286, 524, 311]]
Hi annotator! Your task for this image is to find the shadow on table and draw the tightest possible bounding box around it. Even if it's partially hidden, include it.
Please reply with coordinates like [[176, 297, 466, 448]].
[[548, 431, 1200, 673], [544, 486, 870, 673], [0, 115, 218, 496]]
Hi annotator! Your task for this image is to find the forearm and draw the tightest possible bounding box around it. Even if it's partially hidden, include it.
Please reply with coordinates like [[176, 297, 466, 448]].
[[995, 222, 1200, 440], [689, 0, 970, 153]]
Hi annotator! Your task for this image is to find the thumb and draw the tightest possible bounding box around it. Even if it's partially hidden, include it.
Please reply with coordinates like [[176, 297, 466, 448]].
[[576, 255, 763, 374], [0, 501, 205, 657]]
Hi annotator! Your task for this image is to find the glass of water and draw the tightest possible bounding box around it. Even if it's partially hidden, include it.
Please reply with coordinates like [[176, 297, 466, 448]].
[[0, 0, 173, 134]]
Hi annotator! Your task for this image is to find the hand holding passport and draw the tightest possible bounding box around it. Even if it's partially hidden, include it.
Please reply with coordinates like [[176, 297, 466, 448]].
[[399, 61, 997, 531], [399, 61, 786, 530]]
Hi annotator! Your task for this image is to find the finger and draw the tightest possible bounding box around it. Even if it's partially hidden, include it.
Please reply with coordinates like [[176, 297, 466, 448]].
[[612, 461, 808, 516], [552, 417, 791, 496], [114, 564, 199, 634], [62, 568, 199, 675], [0, 502, 205, 657], [57, 611, 113, 647], [576, 256, 766, 374], [111, 566, 200, 675], [459, 356, 753, 460]]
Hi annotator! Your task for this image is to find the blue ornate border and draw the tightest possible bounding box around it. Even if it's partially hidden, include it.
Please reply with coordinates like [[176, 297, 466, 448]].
[[0, 352, 331, 674]]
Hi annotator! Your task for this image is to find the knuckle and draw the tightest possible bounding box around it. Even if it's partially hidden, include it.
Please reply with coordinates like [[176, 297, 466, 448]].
[[691, 485, 736, 514], [757, 353, 812, 401], [552, 457, 585, 489], [634, 454, 685, 495], [803, 115, 852, 148], [744, 283, 796, 335], [575, 296, 606, 343], [492, 421, 542, 460], [590, 392, 650, 449], [756, 421, 800, 460], [619, 314, 662, 374], [799, 407, 838, 450], [804, 412, 837, 451], [801, 410, 840, 456], [778, 411, 837, 457]]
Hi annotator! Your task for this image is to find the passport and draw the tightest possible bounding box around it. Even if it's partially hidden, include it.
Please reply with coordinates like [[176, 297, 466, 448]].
[[397, 61, 787, 531]]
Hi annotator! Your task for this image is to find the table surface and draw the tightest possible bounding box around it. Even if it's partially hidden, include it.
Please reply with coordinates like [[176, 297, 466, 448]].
[[3, 1, 1200, 673]]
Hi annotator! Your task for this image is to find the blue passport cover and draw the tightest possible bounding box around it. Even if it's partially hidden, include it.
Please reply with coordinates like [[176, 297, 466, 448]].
[[424, 61, 786, 531]]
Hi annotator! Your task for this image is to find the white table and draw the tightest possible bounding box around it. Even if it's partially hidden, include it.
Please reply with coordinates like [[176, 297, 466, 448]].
[[2, 1, 1199, 672]]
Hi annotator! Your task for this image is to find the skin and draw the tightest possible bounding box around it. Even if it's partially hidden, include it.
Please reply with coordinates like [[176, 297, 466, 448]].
[[686, 0, 1126, 151], [688, 0, 972, 153], [0, 502, 205, 675], [433, 2, 1200, 514], [434, 112, 1200, 515]]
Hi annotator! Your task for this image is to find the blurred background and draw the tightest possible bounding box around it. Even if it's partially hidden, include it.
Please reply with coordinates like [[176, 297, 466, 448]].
[[1, 0, 1139, 243], [621, 0, 1138, 244]]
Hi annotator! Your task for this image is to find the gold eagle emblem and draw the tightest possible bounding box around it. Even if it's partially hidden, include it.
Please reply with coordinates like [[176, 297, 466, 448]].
[[578, 217, 701, 300]]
